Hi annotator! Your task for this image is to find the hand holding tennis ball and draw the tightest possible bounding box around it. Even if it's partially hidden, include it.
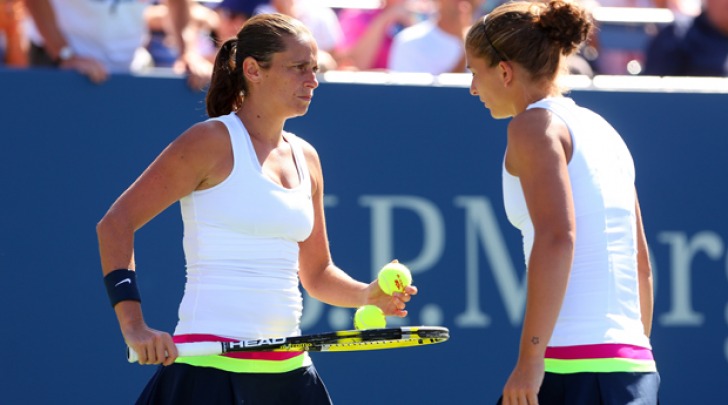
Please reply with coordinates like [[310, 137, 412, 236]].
[[354, 305, 387, 330], [377, 260, 412, 295]]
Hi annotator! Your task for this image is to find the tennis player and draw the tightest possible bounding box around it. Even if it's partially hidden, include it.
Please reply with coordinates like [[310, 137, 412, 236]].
[[96, 13, 417, 404], [465, 1, 659, 404]]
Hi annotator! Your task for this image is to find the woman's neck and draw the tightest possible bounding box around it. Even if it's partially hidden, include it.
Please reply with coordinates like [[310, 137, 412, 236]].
[[237, 106, 286, 147]]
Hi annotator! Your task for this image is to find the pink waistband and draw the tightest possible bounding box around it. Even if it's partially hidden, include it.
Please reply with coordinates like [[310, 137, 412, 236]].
[[174, 334, 304, 361], [545, 343, 654, 360]]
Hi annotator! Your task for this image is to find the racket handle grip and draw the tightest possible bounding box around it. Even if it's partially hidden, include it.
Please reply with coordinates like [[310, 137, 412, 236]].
[[127, 341, 224, 363]]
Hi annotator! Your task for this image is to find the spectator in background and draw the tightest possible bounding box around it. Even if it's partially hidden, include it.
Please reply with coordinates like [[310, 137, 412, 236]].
[[0, 0, 27, 67], [256, 0, 343, 71], [215, 0, 268, 42], [653, 0, 701, 16], [589, 0, 656, 75], [643, 0, 728, 76], [389, 0, 485, 74], [145, 1, 220, 67], [595, 0, 655, 6], [24, 0, 212, 88], [336, 0, 420, 70]]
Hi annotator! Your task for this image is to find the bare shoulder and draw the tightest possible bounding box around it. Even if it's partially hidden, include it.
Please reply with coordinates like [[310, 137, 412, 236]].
[[509, 108, 554, 138], [159, 119, 233, 189], [506, 108, 571, 175], [508, 108, 569, 146], [174, 119, 230, 150], [292, 135, 322, 168]]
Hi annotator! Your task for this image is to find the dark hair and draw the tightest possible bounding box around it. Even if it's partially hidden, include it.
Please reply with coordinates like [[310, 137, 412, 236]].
[[206, 13, 311, 117], [466, 0, 593, 82]]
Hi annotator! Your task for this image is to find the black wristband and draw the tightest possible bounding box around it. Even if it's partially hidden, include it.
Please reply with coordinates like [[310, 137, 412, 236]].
[[104, 269, 141, 308]]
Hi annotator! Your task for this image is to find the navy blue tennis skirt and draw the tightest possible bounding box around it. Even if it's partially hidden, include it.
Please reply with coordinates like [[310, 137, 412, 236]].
[[496, 371, 660, 405], [136, 363, 333, 405]]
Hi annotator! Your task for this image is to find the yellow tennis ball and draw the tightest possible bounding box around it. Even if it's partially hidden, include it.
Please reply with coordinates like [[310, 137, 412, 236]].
[[377, 261, 412, 295], [354, 305, 386, 330]]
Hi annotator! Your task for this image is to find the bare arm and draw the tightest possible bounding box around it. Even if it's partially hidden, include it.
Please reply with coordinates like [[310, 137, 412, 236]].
[[166, 0, 212, 89], [441, 0, 474, 73], [297, 141, 416, 316], [24, 0, 108, 82], [164, 0, 190, 56], [343, 6, 411, 70], [634, 189, 654, 337], [24, 0, 65, 59], [501, 110, 576, 405], [97, 121, 231, 364], [2, 1, 29, 66]]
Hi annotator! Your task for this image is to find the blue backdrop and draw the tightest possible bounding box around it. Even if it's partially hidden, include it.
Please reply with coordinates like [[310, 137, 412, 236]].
[[1, 69, 726, 404]]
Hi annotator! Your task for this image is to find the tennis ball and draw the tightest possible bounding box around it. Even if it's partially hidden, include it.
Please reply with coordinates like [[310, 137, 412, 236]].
[[377, 261, 412, 296], [354, 305, 386, 330]]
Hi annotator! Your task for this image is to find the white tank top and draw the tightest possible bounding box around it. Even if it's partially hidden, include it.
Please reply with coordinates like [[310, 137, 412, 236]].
[[503, 97, 650, 349], [25, 0, 148, 72], [174, 112, 314, 340]]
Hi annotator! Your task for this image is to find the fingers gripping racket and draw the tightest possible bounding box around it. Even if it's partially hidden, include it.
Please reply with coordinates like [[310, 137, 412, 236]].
[[127, 326, 449, 362]]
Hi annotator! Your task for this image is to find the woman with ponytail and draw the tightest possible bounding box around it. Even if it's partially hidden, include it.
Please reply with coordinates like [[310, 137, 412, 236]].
[[465, 1, 659, 404], [97, 13, 417, 404]]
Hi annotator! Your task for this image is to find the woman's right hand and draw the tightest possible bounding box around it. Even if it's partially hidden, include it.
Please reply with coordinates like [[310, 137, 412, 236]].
[[122, 321, 178, 366]]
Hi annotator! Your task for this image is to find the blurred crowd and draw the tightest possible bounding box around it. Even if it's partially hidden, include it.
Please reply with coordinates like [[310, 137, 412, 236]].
[[1, 0, 726, 85]]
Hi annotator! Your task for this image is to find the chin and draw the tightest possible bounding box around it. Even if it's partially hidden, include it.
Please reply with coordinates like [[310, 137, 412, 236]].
[[489, 109, 512, 120], [289, 108, 309, 118], [285, 102, 310, 116]]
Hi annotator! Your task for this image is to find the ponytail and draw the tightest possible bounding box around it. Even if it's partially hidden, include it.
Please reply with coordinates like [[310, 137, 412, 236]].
[[205, 38, 245, 117]]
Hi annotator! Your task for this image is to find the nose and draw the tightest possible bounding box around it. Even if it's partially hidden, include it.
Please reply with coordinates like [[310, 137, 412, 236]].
[[306, 71, 319, 89]]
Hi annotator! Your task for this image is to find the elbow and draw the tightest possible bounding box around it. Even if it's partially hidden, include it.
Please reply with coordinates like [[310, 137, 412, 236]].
[[298, 259, 337, 303], [299, 274, 313, 296], [298, 267, 320, 299], [96, 214, 110, 239], [537, 229, 576, 270], [96, 209, 131, 241], [558, 229, 576, 247], [637, 256, 653, 280], [556, 231, 576, 260], [96, 211, 116, 238], [541, 229, 576, 254], [636, 240, 653, 279], [299, 275, 324, 302]]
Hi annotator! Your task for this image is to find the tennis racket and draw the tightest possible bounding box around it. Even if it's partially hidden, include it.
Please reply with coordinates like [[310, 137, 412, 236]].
[[127, 326, 449, 363]]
